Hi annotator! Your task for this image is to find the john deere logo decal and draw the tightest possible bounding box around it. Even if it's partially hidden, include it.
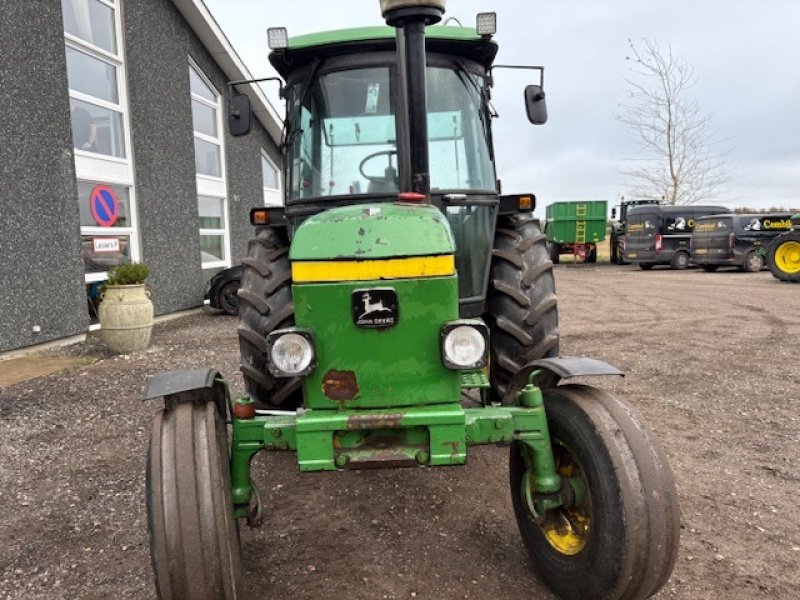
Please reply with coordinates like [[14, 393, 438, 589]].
[[352, 288, 398, 329]]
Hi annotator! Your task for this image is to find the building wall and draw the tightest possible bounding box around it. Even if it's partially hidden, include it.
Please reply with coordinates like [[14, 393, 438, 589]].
[[0, 0, 282, 352], [123, 0, 281, 316], [0, 1, 89, 352]]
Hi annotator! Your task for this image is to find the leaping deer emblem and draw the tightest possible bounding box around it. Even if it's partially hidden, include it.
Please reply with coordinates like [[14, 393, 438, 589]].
[[359, 292, 391, 319]]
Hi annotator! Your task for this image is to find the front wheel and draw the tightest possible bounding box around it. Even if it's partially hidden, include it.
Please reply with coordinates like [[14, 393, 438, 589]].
[[510, 384, 680, 600], [147, 402, 243, 600]]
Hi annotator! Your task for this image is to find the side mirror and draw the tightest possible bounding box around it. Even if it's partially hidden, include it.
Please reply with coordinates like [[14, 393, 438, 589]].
[[228, 92, 252, 137], [611, 208, 617, 219], [524, 85, 547, 125]]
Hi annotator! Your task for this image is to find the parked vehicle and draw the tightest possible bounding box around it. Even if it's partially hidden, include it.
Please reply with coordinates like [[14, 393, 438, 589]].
[[609, 198, 669, 264], [766, 213, 800, 282], [207, 264, 242, 315], [545, 200, 607, 263], [690, 213, 794, 272], [624, 204, 731, 270], [142, 4, 679, 600]]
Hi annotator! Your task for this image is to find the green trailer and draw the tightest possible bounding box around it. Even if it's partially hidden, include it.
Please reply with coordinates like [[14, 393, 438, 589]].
[[141, 3, 679, 600], [545, 200, 608, 263]]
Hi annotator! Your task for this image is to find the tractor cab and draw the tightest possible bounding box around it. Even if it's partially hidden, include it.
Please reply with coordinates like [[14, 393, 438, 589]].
[[232, 14, 547, 316]]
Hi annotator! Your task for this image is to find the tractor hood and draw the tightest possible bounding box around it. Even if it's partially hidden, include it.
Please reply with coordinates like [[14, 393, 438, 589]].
[[289, 203, 455, 261]]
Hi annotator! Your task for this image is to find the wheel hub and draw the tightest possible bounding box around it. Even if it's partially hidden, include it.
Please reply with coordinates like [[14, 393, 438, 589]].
[[524, 442, 591, 556], [775, 241, 800, 274]]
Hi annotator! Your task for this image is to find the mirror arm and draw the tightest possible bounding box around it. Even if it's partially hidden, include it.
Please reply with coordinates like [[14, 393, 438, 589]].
[[491, 64, 545, 88], [227, 76, 285, 97]]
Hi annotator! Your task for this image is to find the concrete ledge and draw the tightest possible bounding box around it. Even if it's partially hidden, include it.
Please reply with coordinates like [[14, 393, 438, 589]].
[[0, 307, 205, 361]]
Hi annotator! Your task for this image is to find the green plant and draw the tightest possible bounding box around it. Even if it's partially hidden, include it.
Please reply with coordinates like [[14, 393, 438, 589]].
[[106, 262, 150, 285]]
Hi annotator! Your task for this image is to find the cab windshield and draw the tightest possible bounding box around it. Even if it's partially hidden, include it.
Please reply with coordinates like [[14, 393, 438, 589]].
[[285, 63, 495, 201]]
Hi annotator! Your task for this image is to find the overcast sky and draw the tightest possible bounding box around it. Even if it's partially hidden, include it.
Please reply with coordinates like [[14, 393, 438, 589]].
[[204, 0, 800, 214]]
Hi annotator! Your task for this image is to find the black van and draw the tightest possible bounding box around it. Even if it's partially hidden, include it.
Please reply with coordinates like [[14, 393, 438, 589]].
[[624, 205, 731, 270], [690, 213, 794, 272]]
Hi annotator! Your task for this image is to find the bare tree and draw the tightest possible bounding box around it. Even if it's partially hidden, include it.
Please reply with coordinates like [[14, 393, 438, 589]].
[[618, 38, 730, 205]]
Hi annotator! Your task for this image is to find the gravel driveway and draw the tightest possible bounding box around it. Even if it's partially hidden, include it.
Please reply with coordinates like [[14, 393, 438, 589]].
[[1, 264, 798, 599]]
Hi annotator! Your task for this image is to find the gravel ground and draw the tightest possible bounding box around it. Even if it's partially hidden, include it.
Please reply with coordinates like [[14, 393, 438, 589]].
[[1, 264, 799, 599]]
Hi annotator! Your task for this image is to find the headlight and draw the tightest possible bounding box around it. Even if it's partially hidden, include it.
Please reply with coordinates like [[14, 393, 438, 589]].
[[266, 328, 316, 377], [441, 320, 489, 370]]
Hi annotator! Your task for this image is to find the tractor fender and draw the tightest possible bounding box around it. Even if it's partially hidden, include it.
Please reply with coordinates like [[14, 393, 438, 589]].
[[142, 368, 229, 418], [502, 357, 624, 403]]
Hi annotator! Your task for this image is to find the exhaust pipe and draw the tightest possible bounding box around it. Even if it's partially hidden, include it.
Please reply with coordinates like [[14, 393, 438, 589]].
[[380, 1, 446, 197]]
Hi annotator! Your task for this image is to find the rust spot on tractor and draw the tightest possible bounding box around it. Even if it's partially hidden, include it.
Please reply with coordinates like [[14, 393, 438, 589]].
[[347, 414, 404, 430], [446, 441, 461, 457], [322, 369, 359, 401]]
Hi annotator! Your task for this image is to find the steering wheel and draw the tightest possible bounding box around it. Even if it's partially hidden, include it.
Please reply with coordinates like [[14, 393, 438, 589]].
[[359, 149, 397, 183]]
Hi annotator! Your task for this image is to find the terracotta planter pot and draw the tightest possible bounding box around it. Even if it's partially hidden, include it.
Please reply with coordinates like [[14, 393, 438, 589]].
[[99, 284, 154, 354]]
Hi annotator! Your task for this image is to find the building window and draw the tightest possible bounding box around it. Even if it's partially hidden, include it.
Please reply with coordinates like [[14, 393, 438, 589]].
[[63, 0, 127, 158], [262, 152, 281, 206], [63, 0, 138, 322], [190, 62, 230, 283]]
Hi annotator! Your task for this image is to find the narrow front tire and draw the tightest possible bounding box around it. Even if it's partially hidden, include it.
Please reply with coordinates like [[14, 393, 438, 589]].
[[509, 384, 680, 600], [147, 402, 243, 600]]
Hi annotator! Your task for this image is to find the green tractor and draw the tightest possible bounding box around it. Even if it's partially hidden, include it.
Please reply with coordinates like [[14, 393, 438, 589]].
[[144, 2, 679, 599], [766, 213, 800, 282]]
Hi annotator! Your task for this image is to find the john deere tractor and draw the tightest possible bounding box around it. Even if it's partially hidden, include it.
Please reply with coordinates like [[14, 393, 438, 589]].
[[143, 2, 679, 599]]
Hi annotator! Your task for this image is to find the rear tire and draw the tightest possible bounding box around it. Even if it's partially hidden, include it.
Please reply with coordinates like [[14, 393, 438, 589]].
[[741, 250, 765, 273], [488, 216, 559, 400], [585, 245, 597, 263], [237, 227, 302, 409], [509, 384, 680, 600], [767, 231, 800, 282], [670, 251, 689, 270], [147, 402, 243, 600]]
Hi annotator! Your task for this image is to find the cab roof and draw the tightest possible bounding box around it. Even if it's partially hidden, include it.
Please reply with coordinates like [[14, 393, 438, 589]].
[[269, 25, 499, 78]]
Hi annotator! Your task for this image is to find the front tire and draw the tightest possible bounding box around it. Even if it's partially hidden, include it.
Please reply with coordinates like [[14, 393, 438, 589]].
[[237, 227, 302, 408], [510, 385, 680, 600], [147, 402, 243, 600], [488, 216, 559, 400]]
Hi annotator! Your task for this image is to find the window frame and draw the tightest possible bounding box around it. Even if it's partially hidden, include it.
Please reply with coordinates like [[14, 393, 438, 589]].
[[189, 59, 231, 273], [63, 0, 140, 288]]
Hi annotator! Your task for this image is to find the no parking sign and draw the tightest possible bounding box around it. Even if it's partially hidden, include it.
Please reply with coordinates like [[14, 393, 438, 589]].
[[89, 184, 120, 227]]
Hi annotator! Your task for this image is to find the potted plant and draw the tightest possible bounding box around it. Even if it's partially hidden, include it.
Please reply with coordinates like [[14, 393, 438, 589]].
[[98, 262, 154, 354]]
